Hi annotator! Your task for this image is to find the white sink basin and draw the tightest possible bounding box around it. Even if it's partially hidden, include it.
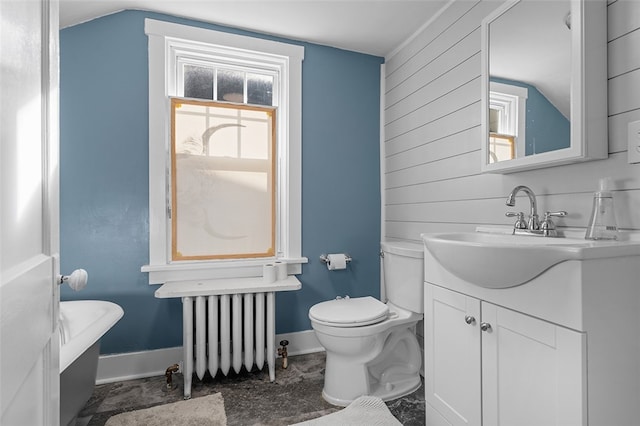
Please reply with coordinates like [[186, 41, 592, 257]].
[[422, 231, 640, 289]]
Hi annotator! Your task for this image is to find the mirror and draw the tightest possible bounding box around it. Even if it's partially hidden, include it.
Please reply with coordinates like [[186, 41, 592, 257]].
[[480, 0, 608, 173]]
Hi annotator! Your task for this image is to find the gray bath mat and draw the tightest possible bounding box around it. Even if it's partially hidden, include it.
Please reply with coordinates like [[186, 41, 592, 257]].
[[104, 393, 226, 426], [290, 395, 402, 426]]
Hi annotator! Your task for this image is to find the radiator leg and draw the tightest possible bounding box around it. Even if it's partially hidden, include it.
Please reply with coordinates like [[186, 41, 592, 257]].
[[267, 291, 275, 382], [182, 296, 193, 399]]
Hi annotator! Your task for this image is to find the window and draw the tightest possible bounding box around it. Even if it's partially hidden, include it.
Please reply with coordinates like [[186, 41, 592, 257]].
[[171, 99, 276, 261], [488, 82, 527, 163], [488, 133, 515, 163], [142, 19, 305, 284]]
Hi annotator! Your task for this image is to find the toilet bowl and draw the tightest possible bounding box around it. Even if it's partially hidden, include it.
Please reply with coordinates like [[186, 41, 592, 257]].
[[309, 241, 424, 406]]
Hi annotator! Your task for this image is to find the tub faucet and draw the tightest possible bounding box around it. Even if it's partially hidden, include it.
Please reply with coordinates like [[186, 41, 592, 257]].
[[506, 185, 539, 231]]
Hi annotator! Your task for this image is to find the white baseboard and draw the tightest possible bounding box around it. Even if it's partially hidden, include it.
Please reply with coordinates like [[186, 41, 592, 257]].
[[96, 329, 323, 384], [95, 346, 183, 384]]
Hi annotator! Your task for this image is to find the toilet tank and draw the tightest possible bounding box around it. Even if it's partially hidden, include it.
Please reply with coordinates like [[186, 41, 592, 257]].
[[381, 241, 424, 314]]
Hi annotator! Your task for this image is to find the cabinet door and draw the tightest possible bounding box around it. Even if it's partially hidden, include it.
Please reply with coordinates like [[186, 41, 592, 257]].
[[425, 284, 481, 426], [481, 302, 586, 426]]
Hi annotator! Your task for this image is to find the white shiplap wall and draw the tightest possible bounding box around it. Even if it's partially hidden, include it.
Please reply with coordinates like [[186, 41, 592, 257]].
[[383, 0, 640, 243]]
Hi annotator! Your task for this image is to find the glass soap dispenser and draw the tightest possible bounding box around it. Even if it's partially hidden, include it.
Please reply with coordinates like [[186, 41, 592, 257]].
[[585, 177, 619, 240]]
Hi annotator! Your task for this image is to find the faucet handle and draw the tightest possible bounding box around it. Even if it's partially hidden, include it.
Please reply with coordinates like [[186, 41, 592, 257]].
[[506, 211, 527, 229], [544, 211, 567, 219], [541, 211, 567, 237]]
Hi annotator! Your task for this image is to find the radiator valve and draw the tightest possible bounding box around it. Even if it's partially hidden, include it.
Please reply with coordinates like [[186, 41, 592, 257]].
[[278, 340, 289, 369], [165, 363, 180, 390]]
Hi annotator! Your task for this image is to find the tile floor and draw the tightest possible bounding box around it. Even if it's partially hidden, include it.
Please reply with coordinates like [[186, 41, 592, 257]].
[[78, 352, 425, 425]]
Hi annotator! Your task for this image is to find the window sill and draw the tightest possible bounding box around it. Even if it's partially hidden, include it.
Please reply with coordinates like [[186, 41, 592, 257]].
[[141, 257, 308, 285]]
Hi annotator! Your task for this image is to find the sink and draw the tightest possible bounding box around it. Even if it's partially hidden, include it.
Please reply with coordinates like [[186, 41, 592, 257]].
[[422, 231, 640, 289]]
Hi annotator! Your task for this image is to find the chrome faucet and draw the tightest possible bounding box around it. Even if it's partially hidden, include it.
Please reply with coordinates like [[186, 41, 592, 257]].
[[506, 185, 540, 231]]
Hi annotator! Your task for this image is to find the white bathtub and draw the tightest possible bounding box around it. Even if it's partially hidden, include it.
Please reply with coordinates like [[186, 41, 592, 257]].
[[59, 300, 123, 426]]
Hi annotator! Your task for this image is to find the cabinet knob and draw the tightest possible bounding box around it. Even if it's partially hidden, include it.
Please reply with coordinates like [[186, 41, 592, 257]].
[[480, 322, 492, 332], [464, 315, 476, 325]]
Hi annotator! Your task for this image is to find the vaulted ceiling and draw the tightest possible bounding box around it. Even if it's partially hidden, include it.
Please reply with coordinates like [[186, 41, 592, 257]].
[[59, 0, 451, 58]]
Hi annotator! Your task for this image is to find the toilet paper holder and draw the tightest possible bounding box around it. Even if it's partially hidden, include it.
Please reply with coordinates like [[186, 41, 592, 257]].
[[319, 253, 352, 265]]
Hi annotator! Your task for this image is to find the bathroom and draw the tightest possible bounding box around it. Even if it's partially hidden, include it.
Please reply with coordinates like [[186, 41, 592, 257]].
[[2, 0, 639, 424]]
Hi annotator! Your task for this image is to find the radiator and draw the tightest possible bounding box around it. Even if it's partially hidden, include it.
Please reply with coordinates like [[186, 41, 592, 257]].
[[181, 292, 276, 399]]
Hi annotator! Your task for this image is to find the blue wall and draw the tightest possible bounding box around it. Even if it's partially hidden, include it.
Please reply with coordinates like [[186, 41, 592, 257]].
[[491, 77, 570, 155], [60, 11, 383, 355]]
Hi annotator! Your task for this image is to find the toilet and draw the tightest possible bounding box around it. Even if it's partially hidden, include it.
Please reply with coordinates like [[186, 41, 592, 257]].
[[309, 241, 424, 406]]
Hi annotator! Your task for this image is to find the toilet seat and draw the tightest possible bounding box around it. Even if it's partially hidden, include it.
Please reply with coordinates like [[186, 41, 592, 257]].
[[309, 296, 389, 327]]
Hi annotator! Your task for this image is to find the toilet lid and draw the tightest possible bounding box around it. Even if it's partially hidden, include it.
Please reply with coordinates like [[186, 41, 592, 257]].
[[309, 296, 389, 327]]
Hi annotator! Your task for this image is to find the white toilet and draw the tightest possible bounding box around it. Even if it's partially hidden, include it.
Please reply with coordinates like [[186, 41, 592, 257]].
[[309, 241, 424, 406]]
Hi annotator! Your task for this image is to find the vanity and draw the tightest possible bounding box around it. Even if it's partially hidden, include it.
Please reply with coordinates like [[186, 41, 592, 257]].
[[419, 0, 632, 422], [421, 231, 640, 426]]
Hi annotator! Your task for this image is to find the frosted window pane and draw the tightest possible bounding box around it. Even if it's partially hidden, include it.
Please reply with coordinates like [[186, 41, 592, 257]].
[[217, 69, 244, 103], [175, 170, 272, 256], [247, 73, 273, 106], [241, 120, 269, 159], [171, 98, 275, 259], [184, 65, 214, 100]]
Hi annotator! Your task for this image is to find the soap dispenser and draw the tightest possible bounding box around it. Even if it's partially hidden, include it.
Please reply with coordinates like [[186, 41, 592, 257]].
[[585, 177, 619, 240]]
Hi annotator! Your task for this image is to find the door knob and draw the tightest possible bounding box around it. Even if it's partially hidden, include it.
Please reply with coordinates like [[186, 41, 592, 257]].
[[464, 315, 476, 325], [480, 322, 492, 332], [58, 269, 88, 291]]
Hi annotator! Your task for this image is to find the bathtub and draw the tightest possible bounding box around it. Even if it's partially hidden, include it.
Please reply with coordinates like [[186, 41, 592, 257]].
[[59, 300, 123, 426]]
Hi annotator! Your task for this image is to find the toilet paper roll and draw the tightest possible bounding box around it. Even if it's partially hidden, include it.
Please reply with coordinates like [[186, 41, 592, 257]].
[[274, 261, 287, 281], [327, 253, 347, 271], [263, 263, 276, 284]]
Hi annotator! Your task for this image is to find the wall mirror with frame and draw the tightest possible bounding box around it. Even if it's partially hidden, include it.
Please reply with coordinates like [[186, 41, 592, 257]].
[[480, 0, 608, 174]]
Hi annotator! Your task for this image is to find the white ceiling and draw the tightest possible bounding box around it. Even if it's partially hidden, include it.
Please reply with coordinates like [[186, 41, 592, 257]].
[[58, 0, 451, 58]]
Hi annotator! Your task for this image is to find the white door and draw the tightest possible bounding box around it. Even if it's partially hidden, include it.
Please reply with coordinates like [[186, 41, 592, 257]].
[[424, 284, 481, 426], [1, 0, 61, 424], [481, 302, 586, 426]]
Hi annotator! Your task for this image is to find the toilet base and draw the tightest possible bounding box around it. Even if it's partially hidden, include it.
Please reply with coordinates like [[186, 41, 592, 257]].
[[319, 324, 423, 407], [322, 375, 421, 407]]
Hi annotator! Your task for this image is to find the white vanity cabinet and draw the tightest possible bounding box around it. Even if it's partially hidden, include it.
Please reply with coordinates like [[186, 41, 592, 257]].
[[425, 284, 585, 426], [423, 242, 640, 426]]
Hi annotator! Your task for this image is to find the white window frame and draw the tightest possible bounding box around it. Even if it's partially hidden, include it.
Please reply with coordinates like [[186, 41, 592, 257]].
[[489, 82, 528, 158], [142, 19, 305, 284]]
